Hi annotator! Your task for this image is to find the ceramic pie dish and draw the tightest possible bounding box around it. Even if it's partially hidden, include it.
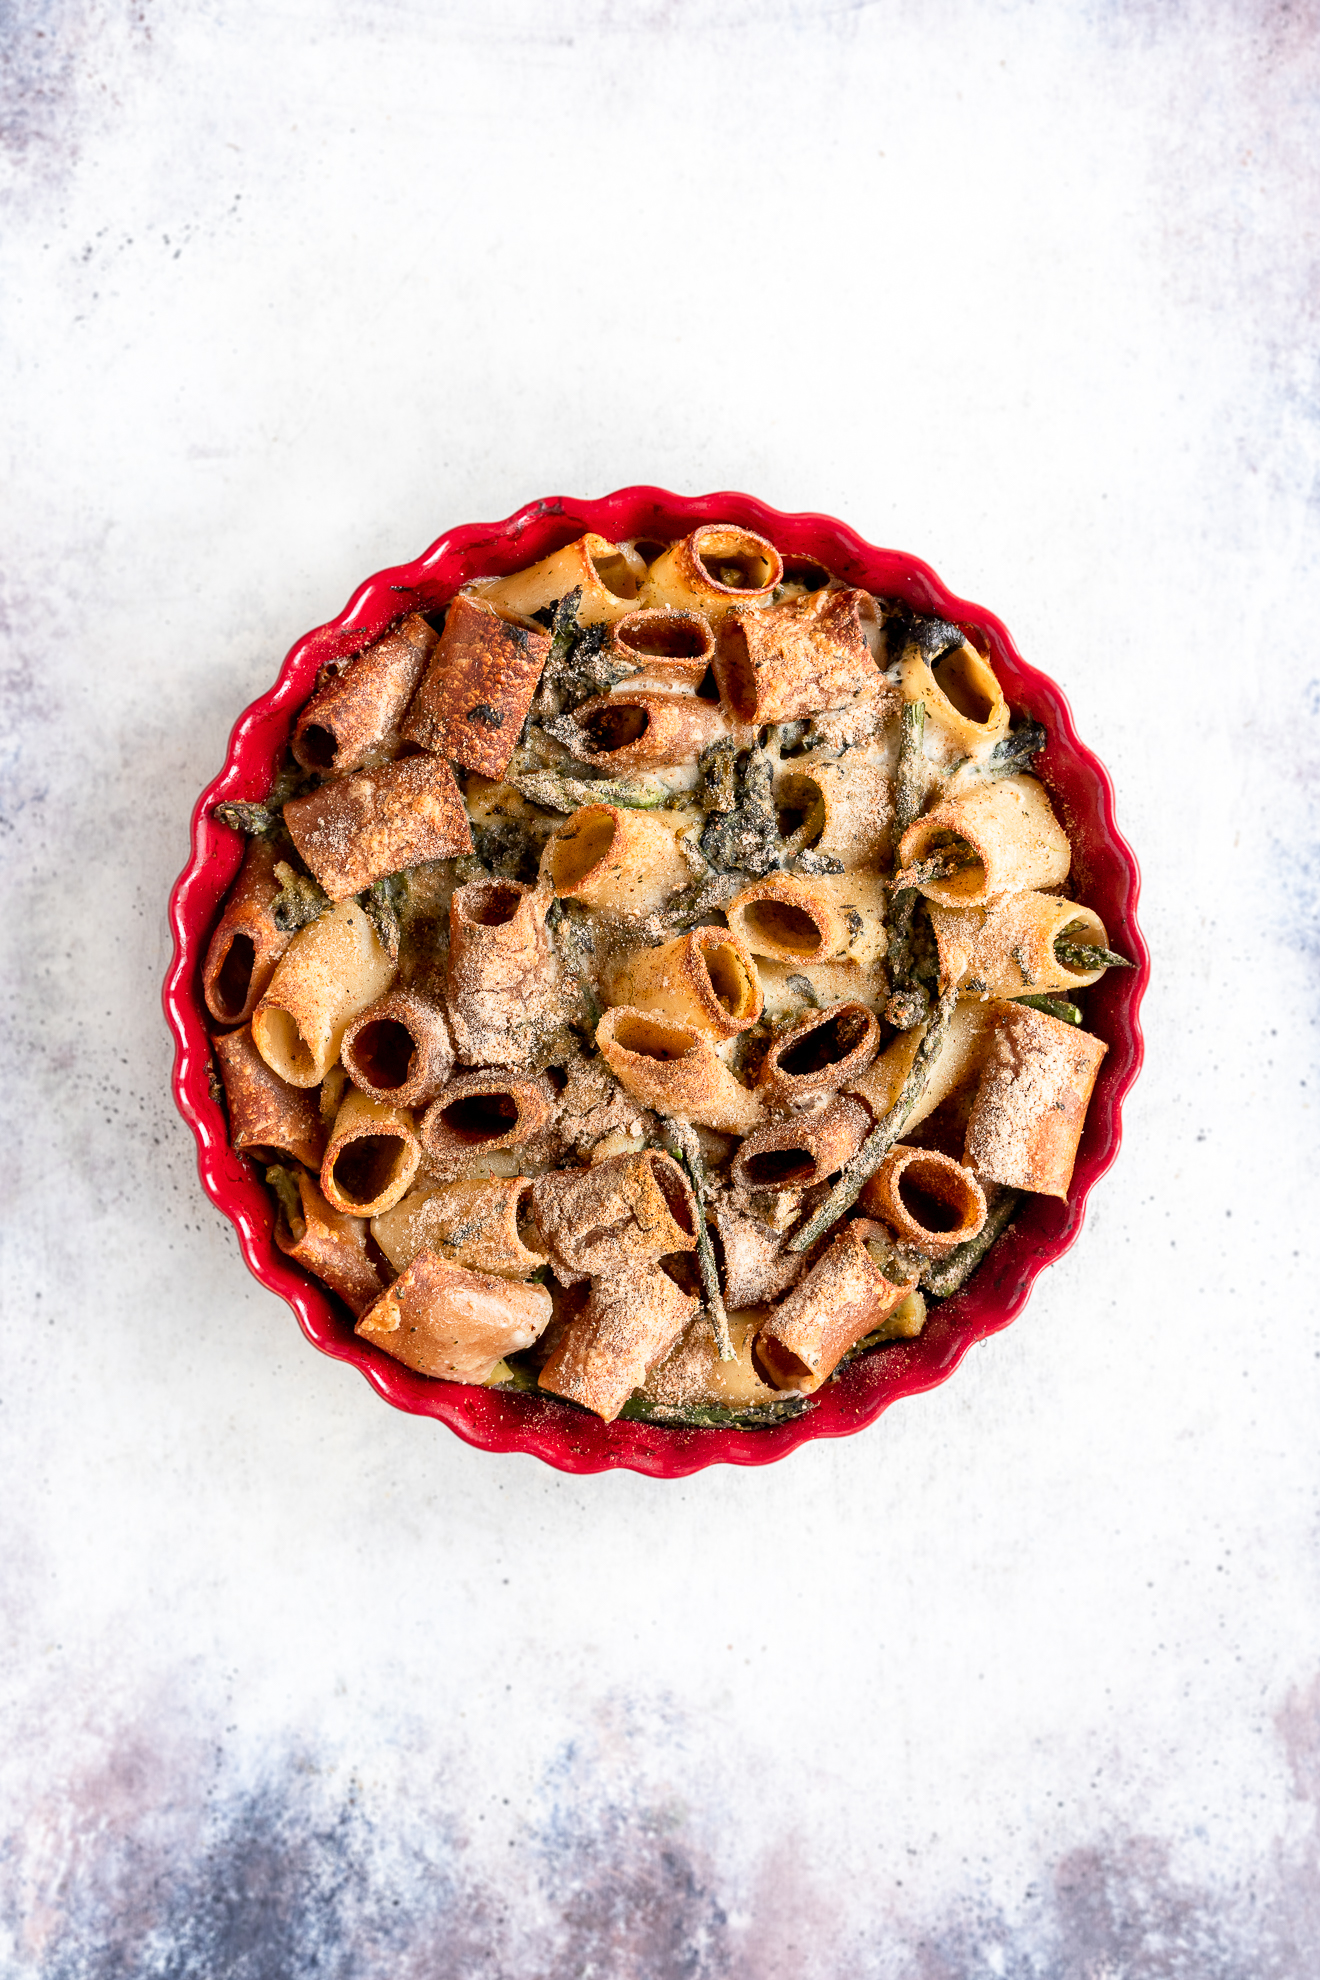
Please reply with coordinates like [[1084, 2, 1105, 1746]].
[[163, 487, 1148, 1476]]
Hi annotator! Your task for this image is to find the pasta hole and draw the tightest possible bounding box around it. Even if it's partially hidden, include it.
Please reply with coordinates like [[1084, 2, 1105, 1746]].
[[777, 1007, 869, 1078], [782, 561, 830, 592], [774, 775, 826, 849], [743, 1148, 817, 1186], [297, 723, 337, 768], [590, 551, 640, 601], [752, 1333, 812, 1392], [648, 1156, 696, 1236], [700, 939, 752, 1018], [695, 665, 721, 702], [580, 703, 649, 753], [465, 880, 523, 927], [350, 1019, 414, 1091], [514, 1181, 542, 1253], [213, 934, 255, 1019], [550, 809, 617, 890], [631, 539, 668, 565], [897, 1170, 964, 1234], [616, 614, 711, 661], [932, 646, 996, 725], [258, 1009, 316, 1083], [694, 530, 776, 593], [740, 899, 822, 957], [332, 1134, 405, 1206], [611, 1013, 694, 1061], [441, 1093, 520, 1144], [659, 1251, 702, 1296]]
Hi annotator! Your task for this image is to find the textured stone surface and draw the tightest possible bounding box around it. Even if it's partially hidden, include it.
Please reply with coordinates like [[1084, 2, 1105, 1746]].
[[2, 2, 1318, 1972]]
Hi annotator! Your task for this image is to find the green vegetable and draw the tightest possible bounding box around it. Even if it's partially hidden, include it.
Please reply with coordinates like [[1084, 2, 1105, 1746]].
[[508, 768, 669, 813], [893, 699, 926, 837], [698, 747, 781, 876], [985, 719, 1047, 774], [1014, 993, 1082, 1024], [360, 874, 404, 960], [271, 861, 330, 933], [264, 1164, 305, 1237], [788, 983, 960, 1253], [1054, 939, 1134, 972], [663, 1119, 734, 1362], [617, 1393, 812, 1430], [898, 842, 981, 889], [921, 1191, 1022, 1297], [213, 799, 280, 837]]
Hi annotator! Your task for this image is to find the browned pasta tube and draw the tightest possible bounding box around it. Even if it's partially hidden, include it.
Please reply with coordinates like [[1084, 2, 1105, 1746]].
[[726, 871, 885, 966], [445, 877, 558, 1066], [641, 525, 782, 618], [253, 900, 397, 1087], [292, 612, 437, 774], [896, 775, 1070, 908], [858, 1145, 987, 1258], [530, 1149, 697, 1284], [543, 804, 692, 918], [371, 1176, 547, 1278], [963, 1002, 1108, 1199], [714, 589, 881, 723], [399, 594, 550, 778], [320, 1087, 421, 1217], [566, 692, 729, 771], [473, 533, 646, 625], [609, 607, 714, 689], [606, 927, 762, 1041], [537, 1265, 698, 1421], [900, 636, 1009, 760], [283, 755, 473, 901], [356, 1249, 553, 1383], [928, 893, 1111, 997], [772, 750, 893, 871], [595, 1006, 763, 1135], [274, 1168, 388, 1319], [850, 1001, 999, 1134], [213, 1025, 326, 1168], [730, 1096, 872, 1195], [203, 838, 292, 1026], [758, 1001, 880, 1105], [752, 1217, 917, 1393], [419, 1071, 557, 1168], [341, 987, 454, 1107]]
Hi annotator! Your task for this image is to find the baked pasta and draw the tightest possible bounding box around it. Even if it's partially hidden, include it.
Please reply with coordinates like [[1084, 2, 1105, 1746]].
[[206, 524, 1132, 1429]]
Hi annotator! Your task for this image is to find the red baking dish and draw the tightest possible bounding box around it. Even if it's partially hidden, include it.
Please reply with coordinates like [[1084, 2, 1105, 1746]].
[[164, 488, 1148, 1476]]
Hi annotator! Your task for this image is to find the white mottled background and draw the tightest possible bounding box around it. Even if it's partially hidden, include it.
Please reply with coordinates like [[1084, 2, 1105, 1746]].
[[2, 2, 1318, 1973]]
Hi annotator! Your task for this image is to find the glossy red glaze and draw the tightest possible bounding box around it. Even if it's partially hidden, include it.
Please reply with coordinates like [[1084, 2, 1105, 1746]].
[[164, 488, 1148, 1477]]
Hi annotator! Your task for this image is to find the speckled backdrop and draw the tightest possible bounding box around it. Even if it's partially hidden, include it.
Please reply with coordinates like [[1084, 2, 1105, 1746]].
[[2, 1, 1318, 1974]]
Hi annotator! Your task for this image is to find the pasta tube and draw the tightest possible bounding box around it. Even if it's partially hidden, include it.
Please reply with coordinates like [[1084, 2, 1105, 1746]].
[[605, 927, 762, 1040], [714, 589, 882, 723], [213, 1025, 326, 1168], [610, 607, 715, 690], [399, 594, 550, 778], [757, 1000, 880, 1105], [530, 1148, 697, 1284], [291, 612, 436, 774], [320, 1086, 421, 1217], [726, 870, 886, 966], [896, 775, 1070, 908], [730, 1096, 872, 1195], [203, 837, 292, 1026], [711, 1208, 807, 1308], [537, 1265, 698, 1421], [283, 755, 473, 901], [850, 999, 1000, 1133], [253, 900, 396, 1088], [752, 1217, 917, 1393], [567, 691, 729, 771], [963, 1002, 1108, 1199], [371, 1176, 547, 1279], [445, 876, 559, 1066], [900, 635, 1009, 761], [419, 1071, 557, 1169], [773, 748, 892, 871], [273, 1167, 388, 1319], [858, 1145, 987, 1259], [356, 1249, 553, 1383], [928, 893, 1111, 997], [754, 957, 888, 1021], [543, 804, 692, 917], [645, 1307, 798, 1412], [472, 533, 646, 626], [641, 525, 782, 619], [595, 1006, 763, 1135], [341, 987, 454, 1108]]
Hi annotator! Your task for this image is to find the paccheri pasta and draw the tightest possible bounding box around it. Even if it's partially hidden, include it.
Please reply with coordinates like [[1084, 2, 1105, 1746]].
[[207, 526, 1133, 1429]]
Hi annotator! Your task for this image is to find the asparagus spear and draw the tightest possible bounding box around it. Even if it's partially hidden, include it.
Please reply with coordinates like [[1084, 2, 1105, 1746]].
[[360, 873, 404, 960], [985, 719, 1047, 775], [508, 767, 670, 812], [213, 798, 280, 837], [271, 861, 330, 933], [663, 1118, 735, 1361], [895, 843, 980, 889], [1013, 993, 1082, 1024], [920, 1190, 1022, 1297], [788, 983, 960, 1253], [617, 1393, 812, 1430], [1054, 939, 1135, 973], [893, 700, 926, 836]]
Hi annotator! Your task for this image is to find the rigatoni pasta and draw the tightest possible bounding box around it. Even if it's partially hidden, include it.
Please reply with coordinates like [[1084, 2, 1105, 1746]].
[[205, 521, 1132, 1431]]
